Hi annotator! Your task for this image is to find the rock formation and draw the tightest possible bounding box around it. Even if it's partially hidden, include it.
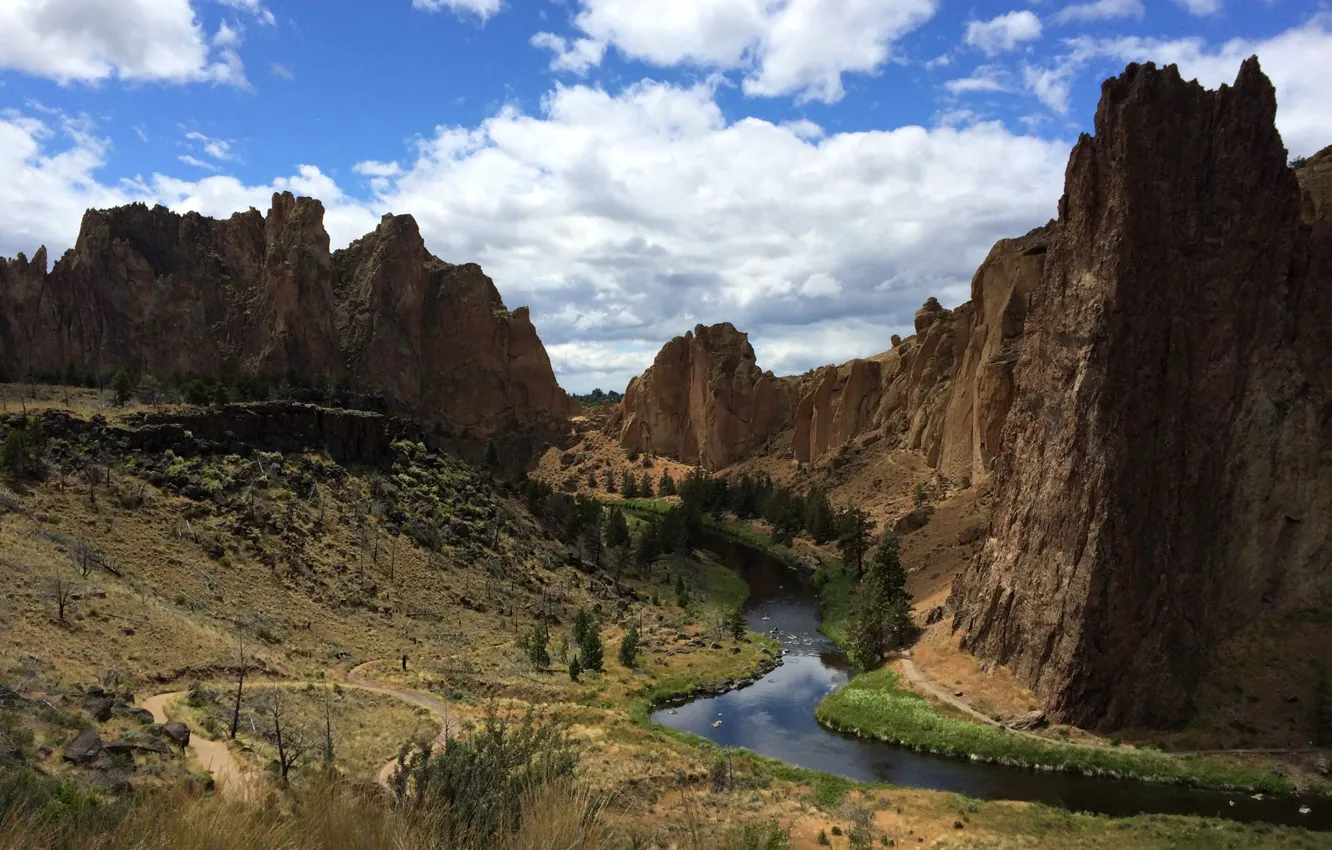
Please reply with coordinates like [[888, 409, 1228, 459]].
[[606, 323, 790, 468], [950, 59, 1332, 728], [0, 194, 575, 437], [611, 226, 1047, 484]]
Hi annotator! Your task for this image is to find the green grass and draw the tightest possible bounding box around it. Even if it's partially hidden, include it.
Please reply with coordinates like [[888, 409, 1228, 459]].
[[617, 500, 800, 567], [813, 559, 855, 649], [816, 668, 1304, 795]]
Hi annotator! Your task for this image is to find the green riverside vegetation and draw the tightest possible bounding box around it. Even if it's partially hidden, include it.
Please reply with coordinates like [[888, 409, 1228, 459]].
[[816, 668, 1306, 794]]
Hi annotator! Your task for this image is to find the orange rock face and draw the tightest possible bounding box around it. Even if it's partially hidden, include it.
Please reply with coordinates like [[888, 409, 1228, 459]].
[[0, 193, 574, 437], [607, 323, 789, 469], [950, 60, 1332, 728]]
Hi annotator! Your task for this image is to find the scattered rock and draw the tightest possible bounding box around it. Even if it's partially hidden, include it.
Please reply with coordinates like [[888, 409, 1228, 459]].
[[1314, 757, 1329, 777], [63, 725, 104, 764], [1008, 710, 1048, 731], [709, 641, 723, 650], [0, 747, 25, 763], [923, 605, 946, 626], [728, 647, 741, 655], [956, 526, 984, 546], [81, 696, 115, 722]]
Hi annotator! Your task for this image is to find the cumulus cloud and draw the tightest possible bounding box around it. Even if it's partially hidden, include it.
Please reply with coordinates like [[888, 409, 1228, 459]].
[[1052, 0, 1144, 25], [964, 11, 1043, 56], [530, 32, 607, 75], [1023, 16, 1332, 155], [552, 0, 938, 103], [946, 65, 1014, 94], [412, 0, 502, 23], [0, 0, 248, 86]]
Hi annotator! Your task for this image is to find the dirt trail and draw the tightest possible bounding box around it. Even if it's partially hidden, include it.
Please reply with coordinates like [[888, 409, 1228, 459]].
[[137, 661, 455, 795], [898, 657, 1003, 727], [141, 692, 249, 793], [346, 661, 454, 787]]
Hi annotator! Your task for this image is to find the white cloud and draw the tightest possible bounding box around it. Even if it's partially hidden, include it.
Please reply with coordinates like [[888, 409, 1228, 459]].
[[964, 10, 1043, 56], [530, 31, 607, 75], [214, 21, 243, 49], [185, 130, 233, 161], [1174, 0, 1222, 15], [946, 65, 1014, 94], [1024, 16, 1332, 155], [354, 161, 403, 177], [0, 0, 248, 86], [178, 154, 219, 171], [412, 0, 502, 23], [1052, 0, 1143, 25], [270, 62, 294, 80], [561, 0, 938, 104], [217, 0, 276, 26]]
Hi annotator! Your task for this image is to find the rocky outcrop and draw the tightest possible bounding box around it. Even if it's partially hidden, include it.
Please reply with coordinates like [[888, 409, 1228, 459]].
[[606, 323, 789, 468], [789, 225, 1049, 480], [950, 59, 1332, 729], [0, 195, 574, 437]]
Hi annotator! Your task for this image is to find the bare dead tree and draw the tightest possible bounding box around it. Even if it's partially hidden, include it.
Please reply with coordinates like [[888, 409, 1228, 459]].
[[322, 691, 337, 767], [262, 691, 310, 783], [73, 539, 95, 578], [229, 632, 247, 740], [50, 572, 74, 622]]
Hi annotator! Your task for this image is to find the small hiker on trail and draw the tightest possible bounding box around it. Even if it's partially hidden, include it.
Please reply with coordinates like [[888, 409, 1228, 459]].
[[401, 654, 408, 671]]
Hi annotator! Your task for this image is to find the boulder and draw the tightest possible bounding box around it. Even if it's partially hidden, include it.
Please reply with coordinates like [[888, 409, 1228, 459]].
[[1008, 710, 1048, 731], [81, 696, 114, 722], [161, 721, 191, 749], [923, 605, 946, 626], [63, 725, 104, 764]]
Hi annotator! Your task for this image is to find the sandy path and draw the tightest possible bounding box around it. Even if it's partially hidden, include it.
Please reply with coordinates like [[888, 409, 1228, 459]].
[[141, 691, 249, 793], [898, 657, 1005, 727], [346, 661, 454, 788]]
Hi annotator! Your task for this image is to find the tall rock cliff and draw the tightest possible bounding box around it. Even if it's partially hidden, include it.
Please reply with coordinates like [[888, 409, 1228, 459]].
[[606, 323, 790, 468], [950, 59, 1332, 728], [0, 194, 574, 437]]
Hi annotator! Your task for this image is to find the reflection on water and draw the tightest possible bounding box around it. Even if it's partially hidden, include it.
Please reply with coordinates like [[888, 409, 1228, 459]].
[[650, 534, 1329, 830]]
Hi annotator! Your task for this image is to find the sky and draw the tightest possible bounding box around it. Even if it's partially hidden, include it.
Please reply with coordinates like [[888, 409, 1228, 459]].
[[1, 1, 1329, 394]]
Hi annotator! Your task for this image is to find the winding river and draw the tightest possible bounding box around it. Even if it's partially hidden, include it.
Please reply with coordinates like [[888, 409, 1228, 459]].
[[651, 535, 1330, 831]]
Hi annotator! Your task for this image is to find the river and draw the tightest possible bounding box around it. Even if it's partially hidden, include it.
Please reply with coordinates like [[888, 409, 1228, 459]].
[[650, 534, 1330, 830]]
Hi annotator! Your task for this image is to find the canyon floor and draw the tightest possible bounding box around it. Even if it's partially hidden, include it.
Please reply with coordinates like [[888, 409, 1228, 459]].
[[1, 384, 1329, 849]]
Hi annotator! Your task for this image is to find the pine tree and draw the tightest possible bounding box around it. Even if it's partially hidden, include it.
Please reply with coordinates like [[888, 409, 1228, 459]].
[[568, 654, 582, 682], [587, 470, 599, 490], [111, 370, 137, 407], [606, 507, 631, 548], [674, 574, 689, 607], [621, 471, 639, 498], [572, 609, 595, 645], [847, 533, 914, 669], [837, 507, 876, 579], [640, 471, 654, 498], [725, 606, 746, 641], [604, 469, 617, 493], [618, 623, 641, 668], [525, 621, 550, 669], [580, 625, 605, 673], [483, 438, 500, 471], [659, 472, 676, 496]]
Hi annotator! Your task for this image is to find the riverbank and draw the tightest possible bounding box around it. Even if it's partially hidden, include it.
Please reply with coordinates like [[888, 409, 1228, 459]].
[[617, 498, 803, 567], [817, 667, 1326, 796]]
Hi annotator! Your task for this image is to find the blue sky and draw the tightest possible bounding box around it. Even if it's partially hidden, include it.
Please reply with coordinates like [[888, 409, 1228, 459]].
[[2, 0, 1329, 392]]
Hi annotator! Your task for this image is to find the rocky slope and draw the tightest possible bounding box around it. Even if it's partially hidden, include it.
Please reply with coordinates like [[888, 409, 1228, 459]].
[[0, 195, 576, 437], [607, 225, 1048, 484], [950, 59, 1332, 729]]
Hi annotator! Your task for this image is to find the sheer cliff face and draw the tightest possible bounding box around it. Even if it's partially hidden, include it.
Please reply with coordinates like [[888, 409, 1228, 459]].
[[0, 193, 573, 437], [607, 323, 790, 469], [950, 59, 1332, 729]]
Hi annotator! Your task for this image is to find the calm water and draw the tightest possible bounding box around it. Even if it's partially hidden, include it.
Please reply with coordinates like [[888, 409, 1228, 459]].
[[651, 535, 1330, 830]]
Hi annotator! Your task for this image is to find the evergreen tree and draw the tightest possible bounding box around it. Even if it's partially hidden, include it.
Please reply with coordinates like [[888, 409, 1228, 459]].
[[572, 609, 595, 646], [606, 507, 631, 549], [674, 574, 690, 607], [568, 654, 582, 682], [847, 534, 914, 669], [604, 469, 617, 493], [621, 470, 639, 498], [837, 507, 876, 579], [524, 621, 550, 669], [639, 471, 654, 498], [659, 471, 676, 496], [579, 625, 605, 673], [580, 523, 602, 567], [111, 370, 137, 407], [725, 606, 746, 641], [803, 488, 838, 543], [587, 470, 599, 490], [483, 438, 500, 471], [634, 524, 660, 572], [618, 623, 641, 668]]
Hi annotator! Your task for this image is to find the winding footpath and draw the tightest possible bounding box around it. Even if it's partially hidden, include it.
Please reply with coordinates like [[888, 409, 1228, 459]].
[[138, 660, 454, 796]]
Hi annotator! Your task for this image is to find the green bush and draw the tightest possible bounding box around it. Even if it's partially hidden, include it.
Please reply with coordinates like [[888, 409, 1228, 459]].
[[390, 705, 577, 844], [618, 623, 640, 669]]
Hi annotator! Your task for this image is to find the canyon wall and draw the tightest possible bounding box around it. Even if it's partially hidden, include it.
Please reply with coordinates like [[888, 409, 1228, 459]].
[[0, 195, 575, 437], [950, 59, 1332, 728]]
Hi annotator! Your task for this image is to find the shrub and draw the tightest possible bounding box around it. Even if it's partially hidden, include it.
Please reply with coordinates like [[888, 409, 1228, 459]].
[[391, 705, 577, 845], [579, 625, 604, 674], [719, 819, 791, 850]]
